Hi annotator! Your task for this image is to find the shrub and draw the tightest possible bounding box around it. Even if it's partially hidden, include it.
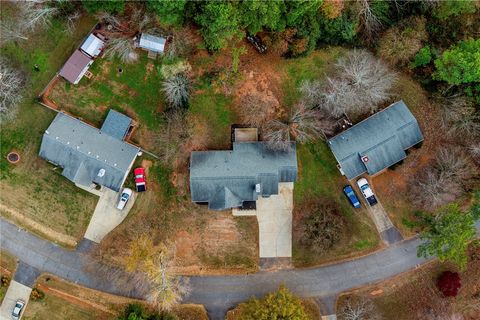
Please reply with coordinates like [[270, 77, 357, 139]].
[[437, 271, 461, 297], [1, 275, 10, 287], [30, 287, 45, 301], [162, 74, 190, 108], [300, 200, 346, 254], [378, 16, 428, 66], [413, 46, 432, 68], [433, 0, 477, 20], [236, 285, 309, 320]]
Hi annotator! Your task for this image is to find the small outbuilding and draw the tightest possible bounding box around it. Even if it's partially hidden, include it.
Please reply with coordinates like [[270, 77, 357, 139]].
[[328, 101, 423, 180], [39, 110, 139, 191], [328, 100, 424, 180], [80, 33, 105, 58], [136, 33, 166, 54], [59, 50, 93, 85], [190, 142, 298, 211]]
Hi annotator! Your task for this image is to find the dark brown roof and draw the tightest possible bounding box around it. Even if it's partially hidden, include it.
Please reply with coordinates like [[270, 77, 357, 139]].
[[59, 50, 92, 84]]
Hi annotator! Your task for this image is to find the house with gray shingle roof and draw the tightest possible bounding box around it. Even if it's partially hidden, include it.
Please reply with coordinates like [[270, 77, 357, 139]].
[[39, 110, 139, 192], [190, 142, 298, 211], [327, 100, 423, 180]]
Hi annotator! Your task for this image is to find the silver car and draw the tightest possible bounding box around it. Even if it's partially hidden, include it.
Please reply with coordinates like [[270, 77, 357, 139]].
[[12, 299, 25, 320]]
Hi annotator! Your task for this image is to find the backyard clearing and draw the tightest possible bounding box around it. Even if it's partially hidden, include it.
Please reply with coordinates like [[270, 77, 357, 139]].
[[0, 12, 98, 246]]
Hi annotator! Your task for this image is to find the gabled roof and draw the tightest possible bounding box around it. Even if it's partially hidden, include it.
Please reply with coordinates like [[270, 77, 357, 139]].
[[100, 110, 132, 140], [327, 100, 423, 180], [39, 112, 139, 191], [80, 33, 105, 58], [59, 50, 92, 84], [138, 33, 166, 53], [190, 142, 298, 211]]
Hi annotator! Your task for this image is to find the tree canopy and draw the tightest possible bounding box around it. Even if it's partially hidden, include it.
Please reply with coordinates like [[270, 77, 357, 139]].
[[146, 0, 187, 26], [236, 285, 309, 320], [434, 39, 480, 85], [240, 0, 285, 34], [82, 0, 125, 14], [195, 2, 240, 51], [417, 197, 480, 269]]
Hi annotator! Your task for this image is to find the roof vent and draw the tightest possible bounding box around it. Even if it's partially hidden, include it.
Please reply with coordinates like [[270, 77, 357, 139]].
[[45, 130, 49, 134], [97, 168, 106, 177], [255, 183, 261, 193]]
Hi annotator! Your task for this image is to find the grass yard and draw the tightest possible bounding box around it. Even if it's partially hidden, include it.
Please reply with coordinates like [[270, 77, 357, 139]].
[[293, 143, 380, 266], [0, 11, 98, 245], [0, 251, 17, 304]]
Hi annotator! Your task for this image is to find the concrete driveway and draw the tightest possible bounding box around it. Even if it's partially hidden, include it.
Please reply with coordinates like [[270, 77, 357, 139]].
[[255, 182, 293, 258], [84, 188, 136, 243], [364, 197, 403, 245], [0, 281, 31, 320]]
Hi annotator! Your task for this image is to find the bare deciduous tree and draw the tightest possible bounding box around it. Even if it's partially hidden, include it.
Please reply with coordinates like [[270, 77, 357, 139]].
[[0, 58, 25, 124], [144, 244, 191, 311], [0, 22, 29, 45], [152, 109, 191, 166], [162, 74, 190, 108], [339, 297, 381, 320], [104, 38, 138, 63], [65, 11, 81, 35], [238, 94, 272, 127], [263, 104, 335, 151], [95, 11, 125, 33], [19, 1, 58, 31], [166, 29, 196, 59], [357, 0, 383, 40], [410, 147, 477, 210], [441, 96, 480, 141], [304, 51, 396, 119]]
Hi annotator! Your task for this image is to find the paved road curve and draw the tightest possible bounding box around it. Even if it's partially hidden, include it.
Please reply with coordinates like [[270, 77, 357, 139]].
[[1, 218, 479, 319]]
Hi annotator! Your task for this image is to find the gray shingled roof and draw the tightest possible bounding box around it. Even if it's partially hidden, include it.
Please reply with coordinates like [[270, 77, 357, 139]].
[[190, 142, 298, 211], [327, 100, 423, 180], [100, 110, 132, 140], [39, 112, 139, 191]]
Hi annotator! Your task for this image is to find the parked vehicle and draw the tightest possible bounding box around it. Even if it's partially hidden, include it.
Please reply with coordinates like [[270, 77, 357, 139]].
[[117, 188, 133, 210], [246, 34, 267, 53], [134, 167, 147, 192], [12, 299, 25, 320], [343, 185, 361, 208], [356, 178, 378, 206]]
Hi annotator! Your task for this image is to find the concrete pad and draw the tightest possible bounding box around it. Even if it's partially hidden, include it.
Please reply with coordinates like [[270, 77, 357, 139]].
[[0, 281, 32, 320], [84, 188, 135, 243], [256, 182, 293, 258]]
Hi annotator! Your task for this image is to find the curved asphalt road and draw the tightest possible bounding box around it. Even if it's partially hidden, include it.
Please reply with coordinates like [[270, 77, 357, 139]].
[[1, 218, 479, 319]]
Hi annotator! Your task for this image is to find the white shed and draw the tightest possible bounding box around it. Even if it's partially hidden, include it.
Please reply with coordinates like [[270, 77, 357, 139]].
[[80, 34, 105, 58], [137, 33, 166, 53]]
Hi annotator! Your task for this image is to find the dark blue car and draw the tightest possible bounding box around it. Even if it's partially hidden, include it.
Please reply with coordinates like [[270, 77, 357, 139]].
[[343, 185, 361, 208]]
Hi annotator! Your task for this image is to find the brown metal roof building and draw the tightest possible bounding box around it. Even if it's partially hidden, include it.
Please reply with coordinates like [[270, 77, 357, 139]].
[[59, 50, 93, 84]]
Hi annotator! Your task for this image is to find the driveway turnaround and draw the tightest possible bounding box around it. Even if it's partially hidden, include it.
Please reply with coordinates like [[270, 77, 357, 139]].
[[1, 217, 479, 320], [84, 188, 136, 243], [0, 280, 32, 320], [366, 201, 403, 245]]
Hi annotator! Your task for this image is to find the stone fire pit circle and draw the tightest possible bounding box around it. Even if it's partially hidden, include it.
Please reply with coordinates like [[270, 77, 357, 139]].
[[7, 151, 20, 164]]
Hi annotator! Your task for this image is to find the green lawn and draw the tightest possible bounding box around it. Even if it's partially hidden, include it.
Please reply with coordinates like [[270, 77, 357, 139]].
[[0, 13, 98, 244], [293, 143, 379, 266]]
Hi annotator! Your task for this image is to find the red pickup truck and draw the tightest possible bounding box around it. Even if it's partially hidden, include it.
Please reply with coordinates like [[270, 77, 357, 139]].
[[134, 167, 147, 192]]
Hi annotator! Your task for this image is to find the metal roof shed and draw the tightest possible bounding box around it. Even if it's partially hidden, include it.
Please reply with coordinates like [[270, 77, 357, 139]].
[[327, 100, 424, 180], [39, 112, 140, 191], [80, 34, 105, 58], [59, 50, 93, 84], [190, 142, 298, 211], [138, 33, 166, 53], [100, 110, 132, 140]]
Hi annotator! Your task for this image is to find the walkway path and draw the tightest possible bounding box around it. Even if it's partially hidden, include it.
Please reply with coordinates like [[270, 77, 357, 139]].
[[1, 217, 479, 320]]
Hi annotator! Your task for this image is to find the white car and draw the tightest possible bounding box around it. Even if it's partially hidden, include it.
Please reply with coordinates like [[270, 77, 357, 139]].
[[356, 178, 378, 206], [117, 188, 133, 210], [12, 299, 25, 320]]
